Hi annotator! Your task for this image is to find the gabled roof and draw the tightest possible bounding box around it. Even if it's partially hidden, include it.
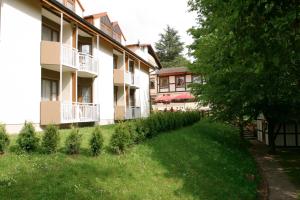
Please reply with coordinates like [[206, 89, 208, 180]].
[[157, 67, 191, 75], [126, 43, 162, 69], [84, 12, 109, 19], [112, 21, 126, 41], [44, 0, 155, 69]]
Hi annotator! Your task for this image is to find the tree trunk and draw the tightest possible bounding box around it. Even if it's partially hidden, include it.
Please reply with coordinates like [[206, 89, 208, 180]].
[[268, 120, 276, 154], [238, 116, 244, 140], [238, 122, 244, 140]]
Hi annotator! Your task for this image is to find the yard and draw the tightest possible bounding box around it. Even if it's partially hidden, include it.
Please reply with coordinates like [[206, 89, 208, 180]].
[[277, 149, 300, 199], [0, 121, 259, 200]]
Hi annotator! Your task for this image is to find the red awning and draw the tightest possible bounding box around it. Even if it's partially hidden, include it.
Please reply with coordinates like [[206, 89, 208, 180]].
[[174, 93, 194, 100], [155, 95, 174, 102]]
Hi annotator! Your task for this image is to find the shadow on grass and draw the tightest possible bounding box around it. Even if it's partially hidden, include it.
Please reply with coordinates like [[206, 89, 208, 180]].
[[0, 152, 129, 200], [143, 120, 260, 200]]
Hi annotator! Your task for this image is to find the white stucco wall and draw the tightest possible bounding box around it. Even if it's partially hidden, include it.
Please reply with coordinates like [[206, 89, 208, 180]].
[[62, 23, 72, 46], [62, 72, 72, 102], [0, 0, 41, 132], [139, 66, 150, 117], [97, 40, 114, 124]]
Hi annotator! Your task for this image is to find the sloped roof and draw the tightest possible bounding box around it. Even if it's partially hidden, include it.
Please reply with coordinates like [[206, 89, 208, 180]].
[[157, 67, 190, 75], [112, 21, 126, 41], [126, 43, 162, 69]]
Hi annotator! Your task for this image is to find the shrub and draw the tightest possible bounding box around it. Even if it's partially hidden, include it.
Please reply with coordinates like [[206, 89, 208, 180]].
[[17, 122, 39, 152], [109, 123, 132, 154], [65, 128, 82, 155], [90, 126, 104, 156], [0, 124, 10, 154], [42, 125, 60, 154]]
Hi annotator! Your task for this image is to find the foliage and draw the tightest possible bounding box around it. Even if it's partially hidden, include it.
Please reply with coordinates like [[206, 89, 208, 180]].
[[65, 128, 82, 155], [155, 25, 190, 68], [109, 123, 132, 154], [89, 126, 104, 156], [109, 111, 201, 153], [0, 124, 9, 154], [16, 122, 39, 152], [42, 125, 60, 154], [0, 121, 259, 200], [188, 0, 299, 151]]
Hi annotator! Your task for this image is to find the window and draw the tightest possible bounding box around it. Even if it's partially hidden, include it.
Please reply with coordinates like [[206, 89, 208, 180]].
[[159, 77, 169, 89], [79, 43, 92, 55], [41, 79, 58, 101], [65, 0, 75, 11], [150, 79, 155, 89], [176, 76, 185, 88], [193, 75, 206, 84], [82, 86, 92, 103], [42, 25, 59, 42], [113, 55, 118, 69], [129, 60, 134, 73]]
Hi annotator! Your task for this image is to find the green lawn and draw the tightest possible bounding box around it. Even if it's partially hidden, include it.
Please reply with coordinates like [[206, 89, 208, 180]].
[[277, 149, 300, 199], [0, 121, 259, 200]]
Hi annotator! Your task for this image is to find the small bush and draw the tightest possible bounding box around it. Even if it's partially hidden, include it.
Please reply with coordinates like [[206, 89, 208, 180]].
[[42, 125, 60, 154], [17, 122, 39, 152], [65, 128, 82, 155], [109, 123, 132, 154], [90, 126, 104, 156], [0, 124, 10, 154]]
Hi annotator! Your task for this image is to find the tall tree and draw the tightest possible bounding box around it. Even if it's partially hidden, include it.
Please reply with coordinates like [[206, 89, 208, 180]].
[[188, 0, 299, 152], [155, 25, 190, 68]]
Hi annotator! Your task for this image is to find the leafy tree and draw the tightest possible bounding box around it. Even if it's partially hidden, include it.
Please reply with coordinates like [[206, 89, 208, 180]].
[[155, 25, 190, 67], [188, 0, 299, 152]]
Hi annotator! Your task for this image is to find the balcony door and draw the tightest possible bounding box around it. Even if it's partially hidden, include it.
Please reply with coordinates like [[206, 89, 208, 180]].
[[78, 78, 93, 104]]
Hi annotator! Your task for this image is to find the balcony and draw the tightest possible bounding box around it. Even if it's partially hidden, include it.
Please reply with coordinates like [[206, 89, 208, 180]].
[[113, 69, 139, 87], [114, 105, 126, 121], [41, 101, 100, 125], [78, 53, 99, 77], [41, 41, 78, 70], [125, 106, 141, 120]]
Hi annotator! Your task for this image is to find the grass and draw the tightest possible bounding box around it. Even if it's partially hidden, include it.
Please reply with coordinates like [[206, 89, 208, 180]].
[[0, 121, 259, 200], [277, 149, 300, 199]]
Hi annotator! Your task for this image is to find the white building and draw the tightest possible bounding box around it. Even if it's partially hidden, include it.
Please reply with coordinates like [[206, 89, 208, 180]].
[[0, 0, 154, 133]]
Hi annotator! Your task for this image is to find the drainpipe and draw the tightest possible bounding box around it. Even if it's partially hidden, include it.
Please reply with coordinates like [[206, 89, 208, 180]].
[[123, 51, 126, 119], [96, 35, 100, 122], [59, 13, 63, 102], [138, 60, 141, 117], [75, 24, 78, 104]]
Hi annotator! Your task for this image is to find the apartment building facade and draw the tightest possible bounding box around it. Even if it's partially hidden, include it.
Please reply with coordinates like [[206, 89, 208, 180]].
[[0, 0, 154, 133]]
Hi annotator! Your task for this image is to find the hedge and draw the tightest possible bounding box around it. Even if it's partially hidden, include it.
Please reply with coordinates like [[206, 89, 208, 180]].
[[109, 111, 201, 154]]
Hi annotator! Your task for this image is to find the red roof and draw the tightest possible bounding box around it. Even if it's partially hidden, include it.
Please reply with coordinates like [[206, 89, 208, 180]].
[[155, 95, 174, 102], [174, 93, 194, 100]]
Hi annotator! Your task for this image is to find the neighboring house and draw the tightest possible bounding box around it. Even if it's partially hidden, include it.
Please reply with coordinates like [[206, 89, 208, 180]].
[[257, 114, 300, 147], [150, 67, 208, 111], [0, 0, 154, 133]]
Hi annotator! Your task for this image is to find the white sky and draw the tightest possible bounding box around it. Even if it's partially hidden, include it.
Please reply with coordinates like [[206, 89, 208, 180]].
[[82, 0, 197, 57]]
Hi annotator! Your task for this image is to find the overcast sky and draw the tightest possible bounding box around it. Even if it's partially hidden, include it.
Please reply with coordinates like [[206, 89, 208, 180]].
[[82, 0, 197, 57]]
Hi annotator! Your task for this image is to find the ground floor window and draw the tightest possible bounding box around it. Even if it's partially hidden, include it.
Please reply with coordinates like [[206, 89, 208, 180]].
[[41, 79, 58, 101]]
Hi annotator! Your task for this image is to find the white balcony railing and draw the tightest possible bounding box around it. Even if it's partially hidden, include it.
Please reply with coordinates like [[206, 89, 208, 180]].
[[61, 102, 100, 123], [62, 45, 78, 69], [124, 71, 132, 85], [78, 53, 99, 75], [125, 106, 141, 119]]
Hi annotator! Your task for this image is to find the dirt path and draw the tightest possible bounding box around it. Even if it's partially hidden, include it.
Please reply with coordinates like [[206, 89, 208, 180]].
[[249, 140, 298, 200]]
